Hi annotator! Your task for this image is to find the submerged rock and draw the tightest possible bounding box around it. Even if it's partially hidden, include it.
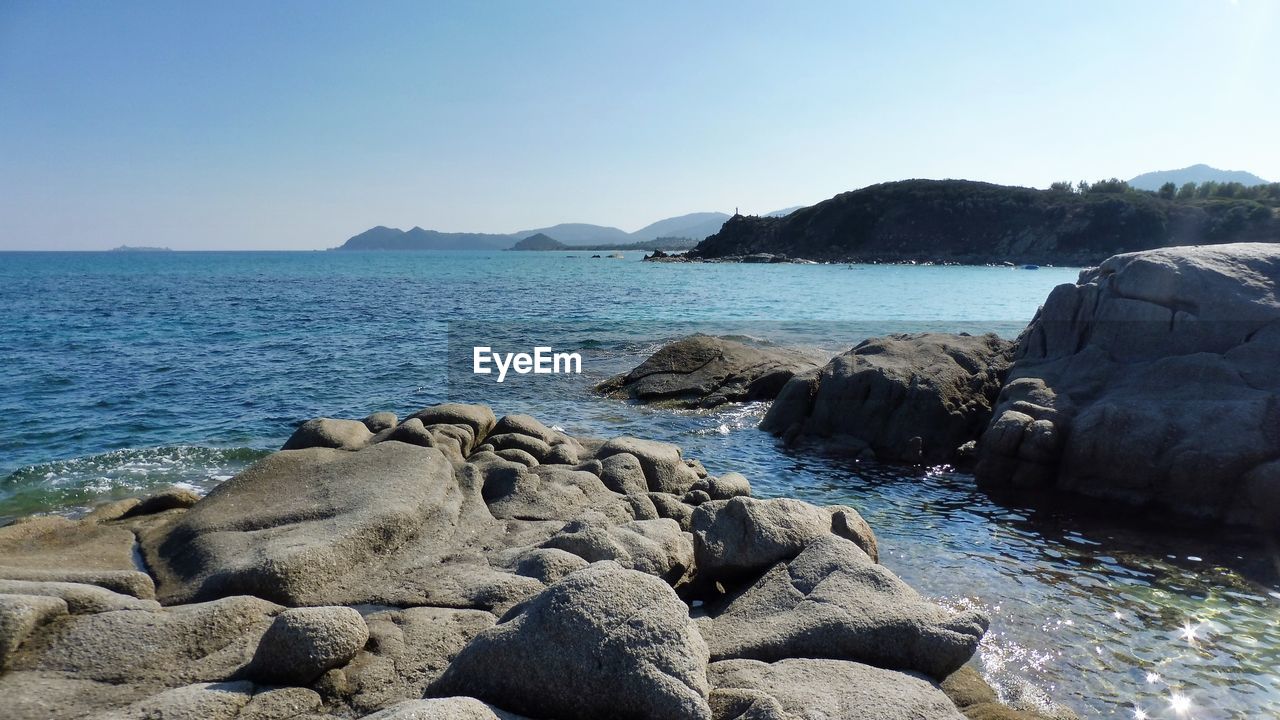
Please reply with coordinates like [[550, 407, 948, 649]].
[[596, 334, 827, 408], [762, 332, 1013, 463], [976, 243, 1280, 528]]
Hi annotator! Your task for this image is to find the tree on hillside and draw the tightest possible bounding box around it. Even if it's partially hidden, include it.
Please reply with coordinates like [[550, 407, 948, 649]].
[[1088, 178, 1130, 194]]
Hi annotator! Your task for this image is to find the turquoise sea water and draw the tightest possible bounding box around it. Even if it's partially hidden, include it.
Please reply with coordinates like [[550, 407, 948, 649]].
[[1, 250, 1276, 717]]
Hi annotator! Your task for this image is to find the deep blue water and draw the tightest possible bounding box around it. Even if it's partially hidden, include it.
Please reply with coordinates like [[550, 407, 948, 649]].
[[1, 250, 1276, 717]]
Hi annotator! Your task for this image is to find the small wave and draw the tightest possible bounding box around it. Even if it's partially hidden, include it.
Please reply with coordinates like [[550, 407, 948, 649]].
[[0, 445, 269, 523]]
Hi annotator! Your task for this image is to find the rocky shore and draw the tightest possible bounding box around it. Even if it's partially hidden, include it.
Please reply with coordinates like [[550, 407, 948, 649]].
[[0, 404, 1071, 720], [631, 243, 1280, 531]]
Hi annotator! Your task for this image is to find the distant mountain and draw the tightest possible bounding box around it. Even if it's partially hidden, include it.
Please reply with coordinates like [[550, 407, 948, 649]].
[[510, 233, 566, 251], [338, 226, 511, 251], [1129, 164, 1269, 191], [630, 212, 731, 241], [515, 223, 633, 245]]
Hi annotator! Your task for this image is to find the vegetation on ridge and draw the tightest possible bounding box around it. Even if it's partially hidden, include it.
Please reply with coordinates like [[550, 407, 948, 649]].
[[689, 179, 1280, 265]]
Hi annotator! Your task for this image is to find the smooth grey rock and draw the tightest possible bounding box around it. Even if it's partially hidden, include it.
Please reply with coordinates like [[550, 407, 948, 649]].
[[247, 606, 368, 685], [543, 443, 579, 465], [596, 334, 826, 408], [698, 535, 987, 679], [433, 562, 712, 720], [510, 547, 590, 584], [0, 594, 68, 669], [0, 580, 159, 614], [977, 243, 1280, 528], [9, 595, 280, 685], [693, 472, 752, 501], [363, 411, 399, 433], [364, 697, 530, 719], [0, 672, 145, 720], [494, 448, 539, 467], [492, 414, 562, 444], [281, 417, 373, 450], [486, 465, 633, 524], [0, 517, 143, 582], [709, 658, 967, 720], [326, 606, 495, 715], [407, 403, 497, 443], [486, 433, 552, 461], [691, 496, 879, 583], [540, 517, 694, 583], [683, 489, 713, 506], [142, 443, 479, 606], [599, 452, 650, 495], [763, 333, 1013, 463], [0, 567, 155, 600], [385, 417, 437, 448], [649, 492, 695, 531], [597, 437, 700, 495], [94, 680, 256, 720]]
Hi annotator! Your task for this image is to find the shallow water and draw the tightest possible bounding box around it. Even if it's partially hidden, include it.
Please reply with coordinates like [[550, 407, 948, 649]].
[[1, 250, 1275, 717]]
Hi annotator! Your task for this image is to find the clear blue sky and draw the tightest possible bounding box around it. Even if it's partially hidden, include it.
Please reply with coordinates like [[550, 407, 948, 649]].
[[1, 0, 1276, 250]]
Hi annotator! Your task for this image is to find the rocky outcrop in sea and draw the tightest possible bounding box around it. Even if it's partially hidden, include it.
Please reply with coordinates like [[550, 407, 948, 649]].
[[595, 334, 828, 409], [624, 243, 1280, 531], [975, 243, 1280, 527], [761, 333, 1014, 463], [0, 405, 1063, 719]]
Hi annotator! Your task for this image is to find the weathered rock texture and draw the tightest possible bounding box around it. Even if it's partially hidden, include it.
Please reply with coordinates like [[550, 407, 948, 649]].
[[976, 243, 1280, 529], [762, 333, 1014, 463], [0, 404, 1003, 719], [597, 334, 827, 408]]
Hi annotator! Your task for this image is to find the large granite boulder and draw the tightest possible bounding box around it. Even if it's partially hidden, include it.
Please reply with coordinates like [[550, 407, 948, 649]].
[[282, 417, 374, 451], [142, 442, 475, 605], [432, 561, 712, 720], [709, 658, 967, 720], [976, 243, 1280, 528], [597, 334, 827, 408], [691, 496, 879, 584], [697, 535, 987, 680], [762, 333, 1014, 463]]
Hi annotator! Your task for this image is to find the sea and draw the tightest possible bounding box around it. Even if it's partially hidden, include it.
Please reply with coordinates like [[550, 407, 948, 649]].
[[1, 249, 1276, 718]]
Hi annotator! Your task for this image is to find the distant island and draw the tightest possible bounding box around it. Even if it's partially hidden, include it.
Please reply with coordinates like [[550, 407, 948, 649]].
[[509, 233, 698, 252], [109, 245, 173, 252], [688, 177, 1280, 266]]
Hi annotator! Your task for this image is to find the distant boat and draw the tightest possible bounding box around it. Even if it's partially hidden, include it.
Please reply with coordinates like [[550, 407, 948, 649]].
[[1021, 264, 1040, 270]]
